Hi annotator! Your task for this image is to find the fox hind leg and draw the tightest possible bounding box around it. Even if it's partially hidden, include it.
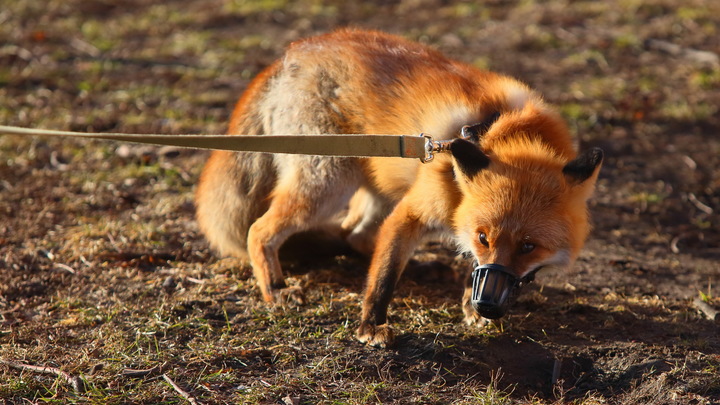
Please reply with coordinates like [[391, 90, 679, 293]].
[[196, 151, 276, 264], [247, 155, 363, 304], [341, 188, 392, 256]]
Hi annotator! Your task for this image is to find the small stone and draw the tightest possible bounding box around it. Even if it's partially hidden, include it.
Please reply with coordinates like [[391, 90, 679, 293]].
[[162, 276, 176, 293]]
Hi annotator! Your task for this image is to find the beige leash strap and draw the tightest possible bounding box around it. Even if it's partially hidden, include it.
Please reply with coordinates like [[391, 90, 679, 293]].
[[0, 125, 431, 160]]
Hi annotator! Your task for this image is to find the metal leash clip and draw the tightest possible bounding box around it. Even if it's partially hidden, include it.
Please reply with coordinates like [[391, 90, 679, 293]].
[[421, 124, 480, 163], [422, 134, 452, 163]]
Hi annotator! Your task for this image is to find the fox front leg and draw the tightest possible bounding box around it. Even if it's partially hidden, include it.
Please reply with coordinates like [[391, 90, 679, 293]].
[[356, 200, 426, 348]]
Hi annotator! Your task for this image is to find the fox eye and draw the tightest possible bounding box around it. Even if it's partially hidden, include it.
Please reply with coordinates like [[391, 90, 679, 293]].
[[520, 241, 535, 254], [478, 232, 489, 247]]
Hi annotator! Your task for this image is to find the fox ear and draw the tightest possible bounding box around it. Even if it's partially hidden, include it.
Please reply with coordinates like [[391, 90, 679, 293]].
[[450, 138, 490, 179], [563, 147, 604, 185], [461, 112, 501, 141]]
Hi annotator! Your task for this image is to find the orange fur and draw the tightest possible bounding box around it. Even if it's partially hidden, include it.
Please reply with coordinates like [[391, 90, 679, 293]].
[[195, 29, 602, 347]]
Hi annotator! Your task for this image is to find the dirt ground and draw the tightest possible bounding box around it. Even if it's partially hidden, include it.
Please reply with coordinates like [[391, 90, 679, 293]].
[[1, 0, 719, 404]]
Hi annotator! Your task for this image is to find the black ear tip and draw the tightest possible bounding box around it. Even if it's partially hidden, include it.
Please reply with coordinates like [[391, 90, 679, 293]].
[[450, 137, 474, 151], [449, 138, 483, 161], [563, 147, 604, 184], [450, 138, 490, 178], [574, 147, 604, 168], [460, 112, 501, 140]]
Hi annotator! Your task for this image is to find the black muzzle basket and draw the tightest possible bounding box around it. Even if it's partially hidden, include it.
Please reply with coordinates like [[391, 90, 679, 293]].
[[471, 263, 535, 319]]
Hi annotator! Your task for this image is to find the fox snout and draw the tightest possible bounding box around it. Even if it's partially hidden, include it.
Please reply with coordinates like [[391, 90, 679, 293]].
[[470, 263, 536, 319]]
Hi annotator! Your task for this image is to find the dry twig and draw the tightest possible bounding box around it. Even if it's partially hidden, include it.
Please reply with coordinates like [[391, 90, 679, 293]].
[[53, 263, 76, 274], [0, 359, 86, 393], [687, 193, 713, 215], [163, 374, 201, 405], [120, 363, 165, 378]]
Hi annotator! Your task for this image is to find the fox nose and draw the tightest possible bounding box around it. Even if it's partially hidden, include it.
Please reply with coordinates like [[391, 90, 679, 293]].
[[470, 263, 519, 319]]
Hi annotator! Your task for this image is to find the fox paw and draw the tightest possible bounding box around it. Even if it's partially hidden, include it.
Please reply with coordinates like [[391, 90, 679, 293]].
[[345, 231, 375, 256], [272, 286, 306, 306], [356, 322, 395, 348], [463, 312, 493, 327], [463, 303, 492, 327]]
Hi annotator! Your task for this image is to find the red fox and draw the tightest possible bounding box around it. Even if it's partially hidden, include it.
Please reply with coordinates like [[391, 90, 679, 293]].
[[195, 29, 602, 347]]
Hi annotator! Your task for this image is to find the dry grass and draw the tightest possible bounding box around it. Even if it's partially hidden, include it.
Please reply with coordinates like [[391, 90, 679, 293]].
[[2, 0, 719, 403]]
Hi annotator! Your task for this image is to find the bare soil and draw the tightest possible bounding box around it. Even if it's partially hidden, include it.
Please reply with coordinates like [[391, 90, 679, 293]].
[[1, 0, 719, 404]]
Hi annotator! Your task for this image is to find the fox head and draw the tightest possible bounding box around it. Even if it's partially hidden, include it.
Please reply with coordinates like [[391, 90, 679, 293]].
[[450, 122, 603, 319]]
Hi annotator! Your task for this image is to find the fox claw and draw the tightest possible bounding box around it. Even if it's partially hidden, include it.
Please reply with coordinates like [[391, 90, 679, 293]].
[[356, 322, 395, 348], [463, 312, 492, 327], [463, 301, 492, 327], [272, 286, 306, 306]]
